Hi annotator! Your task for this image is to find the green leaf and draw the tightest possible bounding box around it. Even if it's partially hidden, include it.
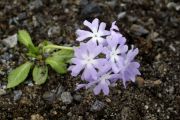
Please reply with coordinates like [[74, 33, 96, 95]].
[[28, 44, 39, 54], [45, 56, 67, 74], [18, 30, 38, 54], [18, 30, 34, 47], [52, 49, 74, 63], [26, 52, 37, 58], [32, 65, 48, 85], [38, 41, 54, 53], [45, 49, 74, 74], [7, 62, 33, 88]]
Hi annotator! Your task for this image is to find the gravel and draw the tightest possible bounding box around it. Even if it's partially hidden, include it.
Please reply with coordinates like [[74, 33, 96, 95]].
[[117, 12, 126, 19], [48, 26, 60, 37], [90, 100, 105, 112], [81, 2, 102, 16], [60, 92, 73, 104], [130, 24, 149, 36], [13, 90, 22, 101], [42, 91, 56, 102], [29, 0, 43, 10], [0, 89, 6, 96], [55, 84, 64, 98], [2, 34, 18, 48], [167, 2, 180, 11], [73, 94, 82, 102], [31, 114, 44, 120]]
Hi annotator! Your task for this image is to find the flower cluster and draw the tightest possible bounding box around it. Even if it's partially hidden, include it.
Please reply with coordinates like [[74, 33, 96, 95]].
[[69, 18, 141, 95]]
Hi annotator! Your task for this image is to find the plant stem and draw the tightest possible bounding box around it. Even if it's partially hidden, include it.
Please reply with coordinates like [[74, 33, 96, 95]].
[[43, 45, 74, 51]]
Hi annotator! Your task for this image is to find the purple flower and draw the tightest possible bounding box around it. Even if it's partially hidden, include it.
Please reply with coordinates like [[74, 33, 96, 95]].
[[68, 42, 107, 81], [76, 18, 110, 44], [110, 21, 119, 31], [70, 18, 141, 95], [75, 66, 120, 95], [104, 31, 128, 73], [76, 72, 115, 95], [118, 46, 141, 87]]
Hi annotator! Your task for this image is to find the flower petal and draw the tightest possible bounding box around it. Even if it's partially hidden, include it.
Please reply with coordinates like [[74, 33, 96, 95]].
[[88, 65, 98, 80], [83, 18, 99, 33], [110, 21, 119, 31], [119, 45, 128, 54], [75, 84, 86, 90], [102, 83, 110, 95], [76, 29, 93, 41], [99, 22, 106, 31], [70, 64, 85, 76], [91, 18, 99, 32], [93, 84, 101, 95]]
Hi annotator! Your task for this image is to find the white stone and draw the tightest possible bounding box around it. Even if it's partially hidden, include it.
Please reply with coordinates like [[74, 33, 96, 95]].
[[2, 34, 17, 48]]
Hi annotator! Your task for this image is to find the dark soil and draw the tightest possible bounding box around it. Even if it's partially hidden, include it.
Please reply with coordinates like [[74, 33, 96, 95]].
[[0, 0, 180, 120]]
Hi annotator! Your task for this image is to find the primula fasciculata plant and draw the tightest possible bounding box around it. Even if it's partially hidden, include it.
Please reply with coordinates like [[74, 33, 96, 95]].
[[7, 18, 140, 96], [69, 18, 141, 95], [7, 30, 73, 88]]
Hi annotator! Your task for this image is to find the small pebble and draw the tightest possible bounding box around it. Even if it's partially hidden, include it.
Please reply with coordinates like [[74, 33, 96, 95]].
[[144, 114, 157, 120], [117, 12, 126, 19], [25, 80, 34, 86], [148, 32, 159, 40], [90, 100, 105, 112], [48, 26, 60, 37], [2, 34, 17, 48], [106, 0, 117, 8], [0, 89, 6, 96], [130, 24, 149, 36], [43, 91, 55, 102], [167, 2, 180, 11], [55, 84, 64, 98], [29, 0, 43, 10], [16, 12, 27, 21], [169, 44, 176, 52], [73, 94, 82, 102], [13, 90, 22, 101], [145, 105, 149, 109], [153, 38, 165, 43], [60, 92, 73, 104], [67, 112, 72, 116], [61, 106, 67, 110], [167, 2, 176, 9], [81, 2, 102, 16], [80, 0, 88, 6], [127, 15, 137, 22], [31, 114, 44, 120]]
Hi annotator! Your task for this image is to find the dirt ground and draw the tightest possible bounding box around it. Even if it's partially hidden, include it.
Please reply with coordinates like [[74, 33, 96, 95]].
[[0, 0, 180, 120]]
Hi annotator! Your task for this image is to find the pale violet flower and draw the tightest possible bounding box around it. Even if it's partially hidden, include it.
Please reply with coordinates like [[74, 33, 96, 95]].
[[118, 46, 141, 87], [76, 18, 110, 44], [104, 32, 128, 73], [70, 18, 141, 95], [68, 42, 107, 81], [76, 72, 115, 95], [110, 21, 119, 31], [75, 67, 119, 95]]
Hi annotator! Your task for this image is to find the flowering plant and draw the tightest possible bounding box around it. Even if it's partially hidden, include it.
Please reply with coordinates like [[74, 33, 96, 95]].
[[69, 18, 141, 95], [7, 18, 140, 96]]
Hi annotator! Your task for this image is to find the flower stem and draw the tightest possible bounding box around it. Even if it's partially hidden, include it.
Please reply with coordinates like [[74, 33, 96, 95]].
[[43, 44, 74, 52]]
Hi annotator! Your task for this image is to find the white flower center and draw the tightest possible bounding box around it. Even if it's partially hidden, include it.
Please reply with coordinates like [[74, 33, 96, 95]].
[[83, 56, 95, 65], [98, 73, 111, 85], [100, 73, 111, 81], [110, 48, 119, 62], [93, 32, 100, 38]]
